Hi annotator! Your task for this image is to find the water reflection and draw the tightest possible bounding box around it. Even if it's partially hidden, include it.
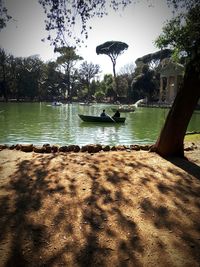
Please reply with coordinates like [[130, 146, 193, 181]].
[[79, 123, 124, 146]]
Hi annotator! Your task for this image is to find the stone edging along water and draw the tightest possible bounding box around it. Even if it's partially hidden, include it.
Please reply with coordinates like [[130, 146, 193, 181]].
[[0, 143, 152, 153], [0, 142, 197, 153]]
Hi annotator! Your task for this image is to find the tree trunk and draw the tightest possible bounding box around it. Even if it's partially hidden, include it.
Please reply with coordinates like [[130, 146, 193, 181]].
[[1, 62, 8, 102], [152, 56, 200, 157], [111, 61, 118, 101], [1, 81, 8, 102]]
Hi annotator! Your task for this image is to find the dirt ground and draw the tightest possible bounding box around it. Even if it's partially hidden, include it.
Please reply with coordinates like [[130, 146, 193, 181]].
[[0, 142, 200, 267]]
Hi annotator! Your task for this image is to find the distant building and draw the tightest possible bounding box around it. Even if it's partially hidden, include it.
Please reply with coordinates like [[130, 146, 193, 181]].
[[158, 60, 184, 104]]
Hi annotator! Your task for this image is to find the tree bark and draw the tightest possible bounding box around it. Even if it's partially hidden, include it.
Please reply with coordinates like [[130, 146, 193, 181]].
[[111, 60, 119, 100], [152, 56, 200, 157]]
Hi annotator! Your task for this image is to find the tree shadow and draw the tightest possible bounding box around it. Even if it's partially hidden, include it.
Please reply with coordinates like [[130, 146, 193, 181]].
[[167, 157, 200, 180]]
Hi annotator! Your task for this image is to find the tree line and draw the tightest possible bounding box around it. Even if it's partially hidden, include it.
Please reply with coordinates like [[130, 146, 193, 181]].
[[0, 46, 161, 103]]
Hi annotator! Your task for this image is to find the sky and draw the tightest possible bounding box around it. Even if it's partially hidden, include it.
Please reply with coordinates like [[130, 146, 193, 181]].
[[0, 0, 174, 77]]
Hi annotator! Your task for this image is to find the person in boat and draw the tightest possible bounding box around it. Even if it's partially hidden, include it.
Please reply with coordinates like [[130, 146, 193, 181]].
[[100, 109, 108, 117], [113, 110, 120, 118]]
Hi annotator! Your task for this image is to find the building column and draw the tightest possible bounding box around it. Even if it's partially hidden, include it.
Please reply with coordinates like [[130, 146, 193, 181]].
[[159, 76, 163, 102], [166, 75, 170, 103], [173, 75, 178, 99]]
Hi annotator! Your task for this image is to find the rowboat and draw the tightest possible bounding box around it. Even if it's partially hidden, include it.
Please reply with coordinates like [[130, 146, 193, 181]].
[[78, 114, 126, 123]]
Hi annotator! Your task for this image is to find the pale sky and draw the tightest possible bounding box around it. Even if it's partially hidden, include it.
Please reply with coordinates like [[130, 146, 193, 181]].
[[0, 0, 173, 76]]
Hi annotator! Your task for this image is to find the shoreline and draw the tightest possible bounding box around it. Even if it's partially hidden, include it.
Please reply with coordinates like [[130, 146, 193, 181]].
[[0, 143, 153, 154], [0, 140, 199, 154]]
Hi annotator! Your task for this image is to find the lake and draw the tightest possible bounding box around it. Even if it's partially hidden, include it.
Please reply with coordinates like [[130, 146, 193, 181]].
[[0, 102, 200, 146]]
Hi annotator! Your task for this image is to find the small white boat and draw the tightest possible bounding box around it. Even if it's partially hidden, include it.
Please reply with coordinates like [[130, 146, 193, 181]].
[[112, 99, 144, 113], [112, 105, 136, 113], [79, 102, 92, 106], [52, 101, 62, 106]]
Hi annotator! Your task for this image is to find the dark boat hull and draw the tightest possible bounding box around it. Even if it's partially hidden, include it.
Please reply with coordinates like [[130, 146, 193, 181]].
[[78, 114, 126, 123]]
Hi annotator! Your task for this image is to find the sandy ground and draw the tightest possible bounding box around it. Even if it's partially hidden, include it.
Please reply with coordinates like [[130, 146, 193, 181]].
[[0, 143, 200, 267]]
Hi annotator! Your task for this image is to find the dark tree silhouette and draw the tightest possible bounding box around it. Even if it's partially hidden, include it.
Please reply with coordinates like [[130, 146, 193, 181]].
[[96, 41, 128, 95], [55, 46, 83, 100], [135, 49, 172, 69], [0, 0, 11, 30], [79, 61, 101, 97], [0, 48, 8, 101], [38, 0, 131, 46]]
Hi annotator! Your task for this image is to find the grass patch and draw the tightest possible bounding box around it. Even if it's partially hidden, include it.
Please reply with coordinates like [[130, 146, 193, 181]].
[[184, 133, 200, 142]]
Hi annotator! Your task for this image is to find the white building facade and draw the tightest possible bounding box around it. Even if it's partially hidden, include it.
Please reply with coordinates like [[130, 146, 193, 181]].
[[159, 61, 185, 104]]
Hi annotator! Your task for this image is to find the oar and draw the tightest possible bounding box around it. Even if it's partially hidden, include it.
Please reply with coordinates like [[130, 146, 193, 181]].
[[107, 115, 116, 122]]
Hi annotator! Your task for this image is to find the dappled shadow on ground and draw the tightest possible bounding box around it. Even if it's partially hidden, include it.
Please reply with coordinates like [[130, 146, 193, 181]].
[[0, 150, 200, 266]]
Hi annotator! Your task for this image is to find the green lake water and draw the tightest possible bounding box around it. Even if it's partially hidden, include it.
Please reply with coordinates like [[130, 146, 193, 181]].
[[0, 102, 199, 146]]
